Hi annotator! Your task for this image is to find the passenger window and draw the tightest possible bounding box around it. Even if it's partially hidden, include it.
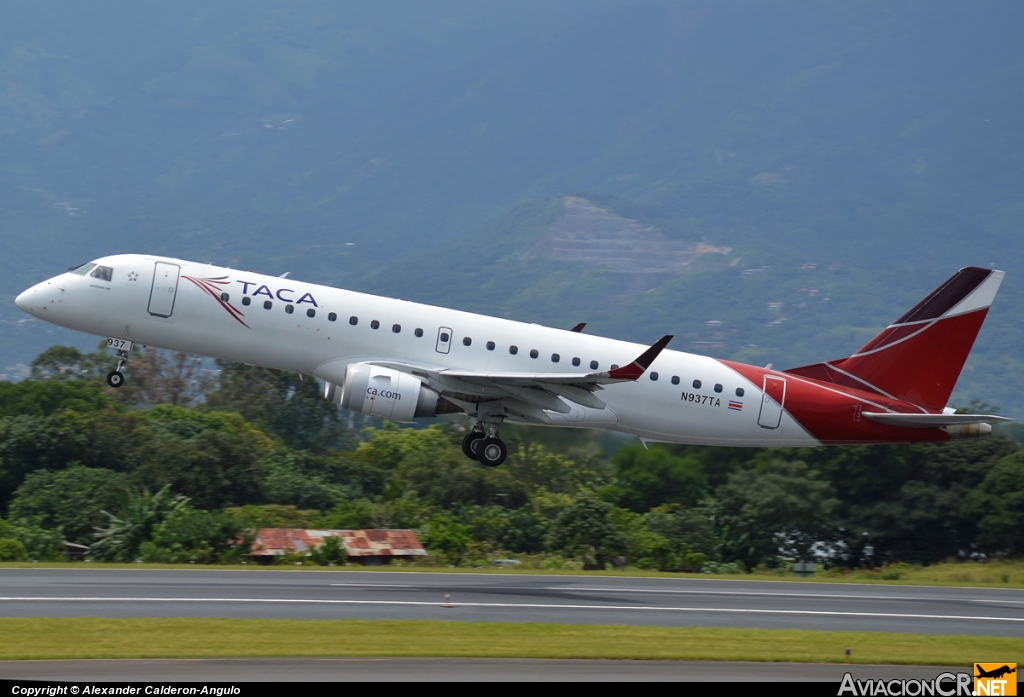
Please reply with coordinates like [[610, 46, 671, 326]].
[[393, 324, 401, 333], [671, 376, 680, 385], [463, 337, 472, 346], [611, 364, 619, 370], [90, 266, 113, 282], [349, 316, 358, 325], [650, 372, 659, 381], [242, 297, 251, 306], [572, 357, 580, 367], [371, 320, 380, 329], [736, 387, 745, 397], [714, 384, 723, 393], [440, 332, 450, 342], [486, 341, 495, 350], [509, 345, 518, 355], [328, 312, 337, 322], [307, 309, 316, 318], [551, 353, 560, 363], [285, 305, 294, 314], [529, 349, 539, 359], [220, 293, 229, 302], [693, 379, 702, 389], [264, 301, 273, 310], [590, 360, 599, 370], [415, 328, 423, 337]]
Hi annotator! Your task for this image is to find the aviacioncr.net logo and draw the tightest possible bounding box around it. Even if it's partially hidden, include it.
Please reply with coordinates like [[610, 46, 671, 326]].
[[839, 672, 974, 696]]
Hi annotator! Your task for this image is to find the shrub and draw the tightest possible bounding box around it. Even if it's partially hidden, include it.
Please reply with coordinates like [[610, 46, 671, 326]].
[[0, 538, 28, 561]]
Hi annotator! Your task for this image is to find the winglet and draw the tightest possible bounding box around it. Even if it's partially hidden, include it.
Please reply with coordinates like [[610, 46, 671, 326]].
[[570, 322, 587, 333], [607, 335, 673, 380]]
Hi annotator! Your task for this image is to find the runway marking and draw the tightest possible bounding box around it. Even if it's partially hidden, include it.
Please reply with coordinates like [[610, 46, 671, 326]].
[[330, 584, 417, 588], [328, 583, 1017, 604], [1, 597, 1021, 623]]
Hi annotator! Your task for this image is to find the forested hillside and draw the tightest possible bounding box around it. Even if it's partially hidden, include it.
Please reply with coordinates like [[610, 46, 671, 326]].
[[2, 2, 1022, 414], [1, 348, 1022, 568]]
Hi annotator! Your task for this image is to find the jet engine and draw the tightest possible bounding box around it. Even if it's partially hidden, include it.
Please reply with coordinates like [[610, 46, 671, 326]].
[[324, 363, 459, 421]]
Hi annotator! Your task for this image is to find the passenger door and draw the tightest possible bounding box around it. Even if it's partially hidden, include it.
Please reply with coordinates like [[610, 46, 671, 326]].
[[148, 262, 180, 317]]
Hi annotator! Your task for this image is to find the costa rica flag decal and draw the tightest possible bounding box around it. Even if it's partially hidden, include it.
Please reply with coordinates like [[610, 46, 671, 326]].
[[728, 400, 743, 411]]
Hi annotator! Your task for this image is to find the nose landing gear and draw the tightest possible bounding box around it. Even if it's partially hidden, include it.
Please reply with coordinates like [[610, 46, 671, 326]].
[[106, 347, 130, 388], [462, 422, 507, 467]]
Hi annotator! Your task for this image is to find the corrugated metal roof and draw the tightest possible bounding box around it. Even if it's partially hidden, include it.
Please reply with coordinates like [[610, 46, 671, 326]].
[[251, 528, 427, 557]]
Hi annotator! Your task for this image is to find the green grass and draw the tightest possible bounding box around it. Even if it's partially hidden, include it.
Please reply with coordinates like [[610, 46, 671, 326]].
[[3, 559, 1024, 589], [0, 618, 1020, 664]]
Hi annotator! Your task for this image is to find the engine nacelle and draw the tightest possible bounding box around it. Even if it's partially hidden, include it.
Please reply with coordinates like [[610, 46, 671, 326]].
[[324, 364, 454, 422]]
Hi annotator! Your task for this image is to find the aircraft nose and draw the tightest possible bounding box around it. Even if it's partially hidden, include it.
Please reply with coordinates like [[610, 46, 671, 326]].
[[15, 287, 34, 313]]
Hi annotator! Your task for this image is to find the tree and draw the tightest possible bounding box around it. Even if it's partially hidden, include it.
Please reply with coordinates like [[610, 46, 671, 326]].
[[0, 413, 92, 513], [226, 504, 322, 529], [130, 349, 212, 408], [203, 362, 342, 451], [309, 536, 346, 566], [30, 346, 108, 381], [422, 513, 471, 563], [504, 441, 608, 496], [140, 507, 251, 564], [600, 445, 706, 512], [129, 406, 272, 509], [548, 495, 627, 569], [323, 500, 377, 529], [810, 439, 1018, 564], [352, 425, 526, 509], [715, 460, 838, 568], [643, 503, 719, 559], [966, 450, 1024, 555], [0, 379, 110, 419], [9, 466, 129, 544], [0, 538, 28, 561], [92, 485, 190, 561]]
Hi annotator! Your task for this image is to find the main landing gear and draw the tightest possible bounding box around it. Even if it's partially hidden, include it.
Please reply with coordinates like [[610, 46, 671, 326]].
[[106, 348, 130, 388], [462, 425, 508, 467]]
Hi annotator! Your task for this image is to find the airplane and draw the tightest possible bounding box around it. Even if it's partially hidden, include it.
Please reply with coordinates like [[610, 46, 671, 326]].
[[15, 255, 1010, 466], [975, 665, 1016, 680]]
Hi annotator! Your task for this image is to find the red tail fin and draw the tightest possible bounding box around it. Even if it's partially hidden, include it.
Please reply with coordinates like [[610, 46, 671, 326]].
[[785, 267, 1004, 410]]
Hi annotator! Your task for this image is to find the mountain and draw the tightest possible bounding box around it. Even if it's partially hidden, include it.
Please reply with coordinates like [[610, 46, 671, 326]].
[[2, 1, 1021, 414]]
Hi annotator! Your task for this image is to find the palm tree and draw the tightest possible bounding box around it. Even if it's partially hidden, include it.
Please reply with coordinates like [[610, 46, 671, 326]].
[[92, 485, 190, 561]]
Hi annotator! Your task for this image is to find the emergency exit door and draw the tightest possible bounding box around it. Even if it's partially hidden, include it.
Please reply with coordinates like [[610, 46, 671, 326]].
[[148, 262, 180, 317], [757, 375, 786, 429], [436, 327, 452, 354]]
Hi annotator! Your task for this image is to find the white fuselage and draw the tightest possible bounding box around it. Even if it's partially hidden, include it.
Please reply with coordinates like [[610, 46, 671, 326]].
[[16, 254, 820, 447]]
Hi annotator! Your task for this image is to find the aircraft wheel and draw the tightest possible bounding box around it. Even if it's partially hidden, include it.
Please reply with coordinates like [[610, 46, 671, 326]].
[[478, 437, 507, 467], [462, 431, 485, 460], [106, 371, 125, 388]]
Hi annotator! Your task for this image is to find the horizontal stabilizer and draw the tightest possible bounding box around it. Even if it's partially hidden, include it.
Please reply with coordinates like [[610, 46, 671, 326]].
[[862, 412, 1012, 428]]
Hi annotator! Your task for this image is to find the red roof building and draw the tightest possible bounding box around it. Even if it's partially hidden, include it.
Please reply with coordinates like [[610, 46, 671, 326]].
[[251, 528, 426, 565]]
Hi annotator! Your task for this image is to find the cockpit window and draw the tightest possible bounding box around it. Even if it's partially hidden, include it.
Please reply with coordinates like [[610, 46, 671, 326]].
[[70, 263, 97, 276], [90, 266, 113, 282]]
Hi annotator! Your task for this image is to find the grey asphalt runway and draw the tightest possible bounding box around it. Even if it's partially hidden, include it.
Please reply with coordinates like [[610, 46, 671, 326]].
[[0, 657, 970, 682], [1, 568, 1022, 636]]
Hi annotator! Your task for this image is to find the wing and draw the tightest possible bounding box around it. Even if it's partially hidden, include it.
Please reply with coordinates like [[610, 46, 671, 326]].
[[373, 335, 673, 422]]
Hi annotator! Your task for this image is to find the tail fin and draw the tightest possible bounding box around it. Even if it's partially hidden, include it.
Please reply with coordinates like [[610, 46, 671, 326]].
[[785, 267, 1004, 410]]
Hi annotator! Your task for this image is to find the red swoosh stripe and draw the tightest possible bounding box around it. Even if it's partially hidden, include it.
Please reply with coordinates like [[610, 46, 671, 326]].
[[182, 276, 250, 328]]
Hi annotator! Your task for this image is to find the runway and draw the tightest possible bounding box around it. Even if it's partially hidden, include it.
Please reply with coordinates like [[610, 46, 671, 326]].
[[1, 568, 1022, 636], [0, 657, 969, 682]]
